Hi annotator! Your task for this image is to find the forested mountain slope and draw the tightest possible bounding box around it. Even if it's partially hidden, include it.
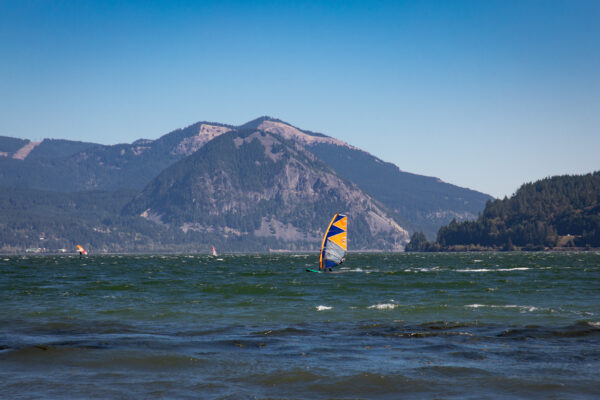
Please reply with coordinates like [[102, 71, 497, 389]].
[[406, 172, 600, 251]]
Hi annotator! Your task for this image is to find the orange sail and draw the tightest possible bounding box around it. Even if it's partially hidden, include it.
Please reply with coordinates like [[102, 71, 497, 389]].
[[76, 245, 88, 255]]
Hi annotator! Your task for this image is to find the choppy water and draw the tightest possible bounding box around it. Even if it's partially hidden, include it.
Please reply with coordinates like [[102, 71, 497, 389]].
[[1, 252, 599, 399]]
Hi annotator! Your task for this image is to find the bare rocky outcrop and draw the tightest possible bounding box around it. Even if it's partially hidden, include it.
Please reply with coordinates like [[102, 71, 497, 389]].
[[12, 141, 41, 160], [258, 120, 356, 149], [172, 124, 231, 156]]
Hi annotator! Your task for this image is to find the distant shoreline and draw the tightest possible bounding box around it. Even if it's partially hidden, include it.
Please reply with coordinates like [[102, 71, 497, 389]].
[[2, 248, 600, 256], [406, 246, 600, 253]]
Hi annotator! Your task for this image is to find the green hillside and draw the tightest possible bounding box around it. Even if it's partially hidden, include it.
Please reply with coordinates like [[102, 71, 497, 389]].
[[0, 187, 286, 254], [406, 172, 600, 251]]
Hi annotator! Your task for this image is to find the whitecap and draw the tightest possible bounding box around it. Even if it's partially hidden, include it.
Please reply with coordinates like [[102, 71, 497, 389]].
[[500, 304, 537, 312], [316, 305, 332, 311], [368, 303, 398, 310], [457, 269, 492, 272], [465, 304, 485, 308], [498, 267, 530, 271], [335, 267, 365, 272], [457, 267, 530, 272], [465, 304, 537, 312]]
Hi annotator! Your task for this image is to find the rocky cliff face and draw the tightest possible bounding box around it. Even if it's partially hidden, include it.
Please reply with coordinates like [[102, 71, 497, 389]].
[[170, 123, 232, 156], [125, 129, 409, 251]]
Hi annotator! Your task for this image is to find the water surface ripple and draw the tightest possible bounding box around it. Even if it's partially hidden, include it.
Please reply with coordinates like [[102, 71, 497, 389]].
[[1, 252, 599, 399]]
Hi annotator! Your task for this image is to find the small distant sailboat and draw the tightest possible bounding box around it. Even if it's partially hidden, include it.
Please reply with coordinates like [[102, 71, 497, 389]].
[[307, 213, 347, 273], [76, 245, 88, 257], [211, 245, 218, 257]]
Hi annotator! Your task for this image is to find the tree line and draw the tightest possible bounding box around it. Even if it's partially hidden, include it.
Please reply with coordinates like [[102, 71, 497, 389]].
[[406, 172, 600, 251]]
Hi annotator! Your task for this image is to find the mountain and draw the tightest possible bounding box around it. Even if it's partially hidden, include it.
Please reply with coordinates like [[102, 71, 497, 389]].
[[0, 136, 31, 156], [250, 120, 492, 239], [0, 116, 494, 252], [406, 172, 600, 251], [0, 121, 233, 191], [123, 128, 409, 251]]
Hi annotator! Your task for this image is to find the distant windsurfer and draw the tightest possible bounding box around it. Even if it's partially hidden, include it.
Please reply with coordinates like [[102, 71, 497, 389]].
[[76, 245, 87, 258]]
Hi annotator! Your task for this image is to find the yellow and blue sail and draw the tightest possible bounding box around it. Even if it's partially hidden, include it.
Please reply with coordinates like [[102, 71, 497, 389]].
[[319, 213, 347, 271]]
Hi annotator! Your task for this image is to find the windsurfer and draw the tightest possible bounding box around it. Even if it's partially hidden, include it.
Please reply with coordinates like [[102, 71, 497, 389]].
[[318, 213, 347, 272], [76, 245, 87, 258]]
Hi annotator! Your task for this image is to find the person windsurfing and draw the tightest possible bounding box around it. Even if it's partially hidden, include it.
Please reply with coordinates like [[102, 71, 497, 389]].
[[319, 213, 347, 273], [76, 245, 87, 258]]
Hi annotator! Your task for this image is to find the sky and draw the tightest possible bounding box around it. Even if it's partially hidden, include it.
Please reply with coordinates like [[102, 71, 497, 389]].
[[1, 0, 598, 198]]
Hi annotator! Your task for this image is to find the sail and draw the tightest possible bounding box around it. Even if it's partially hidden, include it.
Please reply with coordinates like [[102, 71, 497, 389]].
[[76, 245, 88, 255], [319, 214, 347, 271], [211, 245, 218, 257]]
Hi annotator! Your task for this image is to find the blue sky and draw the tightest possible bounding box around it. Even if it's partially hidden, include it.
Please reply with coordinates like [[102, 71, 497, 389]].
[[1, 0, 598, 198]]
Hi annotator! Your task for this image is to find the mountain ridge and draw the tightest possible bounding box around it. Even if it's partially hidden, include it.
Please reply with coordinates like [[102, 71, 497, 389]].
[[123, 128, 409, 250], [0, 116, 493, 252]]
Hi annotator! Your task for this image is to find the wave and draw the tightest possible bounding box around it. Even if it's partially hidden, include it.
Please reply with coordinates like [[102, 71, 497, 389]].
[[315, 305, 332, 311], [339, 267, 364, 272], [403, 266, 442, 273], [368, 303, 398, 310], [498, 321, 600, 339], [250, 327, 311, 337], [395, 266, 531, 274], [357, 320, 600, 341], [457, 267, 530, 272], [465, 304, 538, 312], [248, 370, 430, 395]]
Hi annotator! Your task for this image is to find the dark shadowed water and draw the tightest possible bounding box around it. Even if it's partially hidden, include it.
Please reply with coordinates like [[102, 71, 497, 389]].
[[1, 252, 599, 399]]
